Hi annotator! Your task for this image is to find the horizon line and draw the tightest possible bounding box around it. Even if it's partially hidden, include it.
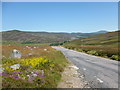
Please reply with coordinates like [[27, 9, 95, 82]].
[[1, 29, 118, 33]]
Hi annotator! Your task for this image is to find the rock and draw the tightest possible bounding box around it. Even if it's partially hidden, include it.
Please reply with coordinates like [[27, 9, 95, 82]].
[[0, 67, 5, 73], [2, 56, 6, 58], [32, 74, 37, 77], [44, 49, 47, 51], [28, 53, 32, 56], [10, 64, 21, 70], [34, 47, 36, 49], [27, 75, 30, 78], [33, 70, 44, 74], [69, 66, 79, 70], [11, 49, 22, 58]]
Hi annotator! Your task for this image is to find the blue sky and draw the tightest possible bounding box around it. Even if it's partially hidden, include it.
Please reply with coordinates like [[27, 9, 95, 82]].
[[2, 2, 118, 33]]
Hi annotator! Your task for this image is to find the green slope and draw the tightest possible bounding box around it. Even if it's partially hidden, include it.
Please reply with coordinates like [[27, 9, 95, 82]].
[[68, 30, 119, 46], [64, 30, 119, 60], [2, 30, 76, 44]]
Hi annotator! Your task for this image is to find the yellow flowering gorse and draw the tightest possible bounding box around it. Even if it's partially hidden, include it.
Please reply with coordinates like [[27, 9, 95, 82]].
[[21, 57, 49, 68]]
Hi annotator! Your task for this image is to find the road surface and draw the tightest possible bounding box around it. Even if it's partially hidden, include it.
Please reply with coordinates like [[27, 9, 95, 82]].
[[52, 46, 119, 88]]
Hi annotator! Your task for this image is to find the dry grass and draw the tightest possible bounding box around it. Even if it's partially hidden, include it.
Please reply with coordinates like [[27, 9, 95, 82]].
[[2, 45, 52, 59], [1, 44, 69, 88]]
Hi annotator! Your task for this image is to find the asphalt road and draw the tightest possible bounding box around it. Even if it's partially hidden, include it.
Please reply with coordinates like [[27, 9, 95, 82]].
[[52, 46, 119, 88]]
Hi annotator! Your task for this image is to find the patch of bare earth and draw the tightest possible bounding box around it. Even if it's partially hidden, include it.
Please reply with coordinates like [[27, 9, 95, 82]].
[[57, 63, 90, 88]]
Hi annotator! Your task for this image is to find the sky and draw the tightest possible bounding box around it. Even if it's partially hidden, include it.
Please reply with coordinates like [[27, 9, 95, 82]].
[[2, 2, 118, 33]]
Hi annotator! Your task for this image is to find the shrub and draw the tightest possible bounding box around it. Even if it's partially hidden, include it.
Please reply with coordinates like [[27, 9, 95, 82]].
[[49, 41, 69, 46], [20, 57, 49, 68], [77, 48, 83, 52], [110, 55, 120, 61], [68, 47, 71, 49], [50, 42, 63, 46], [87, 50, 98, 56]]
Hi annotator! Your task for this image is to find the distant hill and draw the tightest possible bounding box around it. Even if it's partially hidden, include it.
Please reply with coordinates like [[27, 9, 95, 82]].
[[72, 30, 108, 38], [2, 30, 75, 43], [92, 30, 108, 34], [2, 30, 108, 44], [66, 30, 119, 46]]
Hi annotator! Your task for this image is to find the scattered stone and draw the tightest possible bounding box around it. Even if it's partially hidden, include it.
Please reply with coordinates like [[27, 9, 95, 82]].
[[34, 70, 44, 75], [27, 75, 30, 78], [10, 64, 21, 70], [28, 53, 32, 56], [57, 64, 88, 88], [32, 73, 37, 77], [2, 56, 6, 58], [0, 67, 5, 73], [26, 46, 28, 47], [44, 49, 47, 51], [34, 47, 36, 49], [26, 46, 32, 49], [31, 72, 34, 74], [69, 65, 79, 70]]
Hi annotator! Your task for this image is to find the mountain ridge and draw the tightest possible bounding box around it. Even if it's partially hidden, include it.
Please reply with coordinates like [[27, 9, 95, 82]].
[[65, 30, 119, 46], [2, 30, 110, 43]]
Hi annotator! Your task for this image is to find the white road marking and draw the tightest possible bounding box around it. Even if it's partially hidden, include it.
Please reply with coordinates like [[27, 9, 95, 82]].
[[97, 78, 103, 83], [83, 68, 86, 70]]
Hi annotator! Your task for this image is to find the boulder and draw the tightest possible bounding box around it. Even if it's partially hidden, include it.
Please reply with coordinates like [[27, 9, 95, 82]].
[[11, 49, 22, 58], [10, 64, 21, 70]]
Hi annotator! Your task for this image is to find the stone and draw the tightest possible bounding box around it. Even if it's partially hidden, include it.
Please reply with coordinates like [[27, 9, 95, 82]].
[[32, 73, 37, 77], [44, 49, 47, 51], [34, 47, 36, 48], [11, 49, 22, 58], [28, 53, 32, 56], [10, 64, 21, 70], [0, 67, 5, 73], [2, 56, 6, 58]]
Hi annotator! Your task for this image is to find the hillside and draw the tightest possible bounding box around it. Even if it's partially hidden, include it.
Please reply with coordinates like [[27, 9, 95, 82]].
[[64, 30, 119, 60], [71, 30, 108, 38], [68, 30, 119, 46], [2, 30, 108, 44], [2, 30, 76, 44]]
